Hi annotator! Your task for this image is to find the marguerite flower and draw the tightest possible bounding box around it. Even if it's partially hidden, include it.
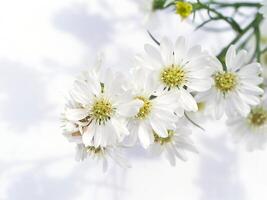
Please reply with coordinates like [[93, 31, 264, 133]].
[[75, 144, 130, 172], [227, 100, 267, 151], [136, 36, 213, 115], [260, 0, 267, 18], [64, 64, 143, 147], [149, 123, 198, 165], [196, 45, 264, 119], [126, 68, 179, 148]]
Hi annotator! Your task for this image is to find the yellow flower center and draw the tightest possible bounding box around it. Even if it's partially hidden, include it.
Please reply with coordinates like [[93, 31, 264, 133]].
[[91, 98, 114, 125], [86, 146, 104, 154], [247, 107, 267, 127], [214, 72, 237, 93], [161, 65, 186, 88], [197, 102, 206, 112], [154, 130, 175, 145], [175, 2, 193, 19], [135, 96, 152, 120]]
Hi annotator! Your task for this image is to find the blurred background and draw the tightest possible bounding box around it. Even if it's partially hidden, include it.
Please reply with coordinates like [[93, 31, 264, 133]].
[[0, 0, 267, 199]]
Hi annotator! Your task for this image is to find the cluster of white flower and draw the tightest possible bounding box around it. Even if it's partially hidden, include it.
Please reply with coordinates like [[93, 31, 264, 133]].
[[61, 35, 265, 171]]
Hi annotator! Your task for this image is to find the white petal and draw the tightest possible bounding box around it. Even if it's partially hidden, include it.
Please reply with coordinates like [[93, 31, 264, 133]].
[[94, 126, 104, 147], [111, 118, 130, 140], [144, 44, 164, 68], [149, 116, 168, 138], [65, 108, 88, 121], [186, 78, 212, 92], [179, 88, 198, 112], [82, 123, 96, 146], [165, 145, 176, 166], [75, 144, 87, 161], [208, 56, 223, 71], [238, 63, 261, 76], [225, 45, 237, 70], [123, 124, 138, 146], [174, 36, 187, 64], [102, 121, 118, 146], [231, 92, 251, 116], [231, 49, 248, 71], [171, 144, 188, 161], [152, 107, 177, 123], [71, 81, 94, 105], [160, 37, 174, 66], [214, 92, 225, 119], [117, 99, 143, 117], [186, 45, 202, 60], [138, 122, 154, 148], [238, 92, 260, 106], [239, 82, 264, 95]]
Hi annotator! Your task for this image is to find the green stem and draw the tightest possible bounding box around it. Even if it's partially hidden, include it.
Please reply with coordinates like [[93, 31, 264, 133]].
[[217, 13, 263, 64], [195, 1, 242, 33], [207, 2, 261, 9], [255, 25, 261, 62], [164, 1, 175, 8]]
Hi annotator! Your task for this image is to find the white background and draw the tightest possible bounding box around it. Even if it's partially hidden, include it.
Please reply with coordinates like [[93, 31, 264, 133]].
[[0, 0, 267, 199]]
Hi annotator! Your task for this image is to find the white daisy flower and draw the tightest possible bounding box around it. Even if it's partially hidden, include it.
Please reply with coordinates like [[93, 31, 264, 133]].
[[75, 144, 130, 172], [196, 45, 264, 119], [227, 100, 267, 151], [64, 64, 143, 147], [260, 0, 267, 18], [126, 68, 179, 148], [136, 36, 213, 116], [149, 123, 198, 166]]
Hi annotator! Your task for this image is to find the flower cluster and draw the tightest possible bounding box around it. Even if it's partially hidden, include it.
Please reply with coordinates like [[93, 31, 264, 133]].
[[62, 35, 264, 171], [60, 0, 267, 171]]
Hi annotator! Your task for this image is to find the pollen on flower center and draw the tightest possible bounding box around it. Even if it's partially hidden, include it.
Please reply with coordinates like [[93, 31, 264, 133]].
[[91, 98, 114, 124], [175, 2, 193, 19], [86, 146, 104, 154], [161, 66, 186, 88], [214, 72, 237, 92], [197, 102, 206, 112], [135, 96, 152, 120], [154, 130, 175, 145], [247, 107, 267, 127]]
